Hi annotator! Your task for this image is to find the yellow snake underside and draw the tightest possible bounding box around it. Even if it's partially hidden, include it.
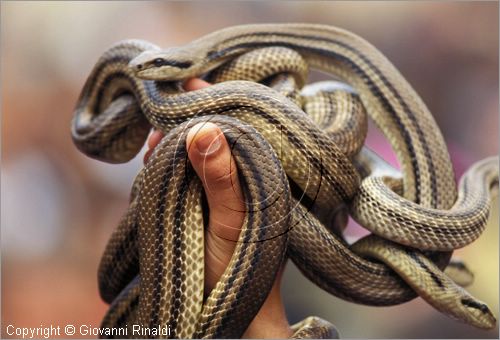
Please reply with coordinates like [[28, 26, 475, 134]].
[[71, 24, 499, 338]]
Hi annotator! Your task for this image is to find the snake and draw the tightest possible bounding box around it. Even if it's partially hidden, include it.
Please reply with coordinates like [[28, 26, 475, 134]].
[[71, 23, 499, 337]]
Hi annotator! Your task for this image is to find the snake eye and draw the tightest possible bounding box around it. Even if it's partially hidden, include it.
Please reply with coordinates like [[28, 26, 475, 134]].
[[153, 58, 165, 67]]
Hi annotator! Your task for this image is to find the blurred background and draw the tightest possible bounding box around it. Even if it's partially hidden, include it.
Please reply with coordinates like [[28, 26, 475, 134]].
[[1, 1, 498, 338]]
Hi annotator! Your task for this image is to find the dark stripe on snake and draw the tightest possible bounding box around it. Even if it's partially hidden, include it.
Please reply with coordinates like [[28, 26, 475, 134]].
[[168, 163, 192, 333], [149, 156, 174, 327], [405, 249, 444, 289], [461, 298, 490, 313], [152, 59, 192, 69], [100, 219, 139, 303]]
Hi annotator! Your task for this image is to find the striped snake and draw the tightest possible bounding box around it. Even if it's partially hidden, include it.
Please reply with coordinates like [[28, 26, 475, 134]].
[[72, 24, 499, 337]]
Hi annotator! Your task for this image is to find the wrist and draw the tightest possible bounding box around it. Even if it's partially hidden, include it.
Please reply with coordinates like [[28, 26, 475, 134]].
[[243, 266, 292, 339]]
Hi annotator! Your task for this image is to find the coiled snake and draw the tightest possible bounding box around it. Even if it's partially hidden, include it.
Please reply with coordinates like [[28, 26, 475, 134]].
[[71, 23, 499, 338]]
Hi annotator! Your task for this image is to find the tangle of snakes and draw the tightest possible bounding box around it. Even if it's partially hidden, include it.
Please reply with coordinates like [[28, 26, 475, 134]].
[[72, 24, 499, 338]]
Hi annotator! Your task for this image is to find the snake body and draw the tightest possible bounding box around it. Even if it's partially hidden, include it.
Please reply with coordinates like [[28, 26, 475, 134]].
[[71, 24, 499, 337]]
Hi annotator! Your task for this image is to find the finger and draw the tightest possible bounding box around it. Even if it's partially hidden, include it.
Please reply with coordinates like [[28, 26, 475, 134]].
[[147, 130, 164, 149], [183, 78, 211, 91], [186, 122, 245, 242], [143, 130, 164, 164]]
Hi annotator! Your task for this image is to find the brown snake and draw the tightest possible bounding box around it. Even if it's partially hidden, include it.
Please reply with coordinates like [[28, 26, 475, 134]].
[[71, 24, 499, 337]]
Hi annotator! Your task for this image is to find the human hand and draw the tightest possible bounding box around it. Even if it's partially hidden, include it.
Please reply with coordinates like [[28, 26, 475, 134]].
[[144, 78, 292, 338]]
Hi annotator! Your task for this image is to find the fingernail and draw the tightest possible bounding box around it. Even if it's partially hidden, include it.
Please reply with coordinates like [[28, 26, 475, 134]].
[[195, 128, 221, 155]]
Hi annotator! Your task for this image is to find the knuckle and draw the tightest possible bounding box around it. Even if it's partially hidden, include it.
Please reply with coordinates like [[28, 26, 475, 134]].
[[203, 163, 240, 193]]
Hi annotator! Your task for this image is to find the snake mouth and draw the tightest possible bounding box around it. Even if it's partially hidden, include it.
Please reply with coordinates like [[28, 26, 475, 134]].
[[469, 310, 497, 330], [131, 65, 188, 81], [134, 68, 162, 80]]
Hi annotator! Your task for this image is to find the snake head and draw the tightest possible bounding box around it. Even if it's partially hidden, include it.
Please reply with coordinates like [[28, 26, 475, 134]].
[[459, 298, 497, 329], [129, 48, 200, 81]]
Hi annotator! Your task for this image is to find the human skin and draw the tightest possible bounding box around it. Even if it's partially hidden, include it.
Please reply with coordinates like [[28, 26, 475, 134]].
[[143, 78, 293, 338]]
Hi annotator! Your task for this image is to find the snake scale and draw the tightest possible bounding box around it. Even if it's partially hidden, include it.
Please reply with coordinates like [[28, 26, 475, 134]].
[[71, 23, 499, 338]]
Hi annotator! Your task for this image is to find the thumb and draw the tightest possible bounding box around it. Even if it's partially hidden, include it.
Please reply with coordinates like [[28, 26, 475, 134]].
[[186, 122, 245, 292]]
